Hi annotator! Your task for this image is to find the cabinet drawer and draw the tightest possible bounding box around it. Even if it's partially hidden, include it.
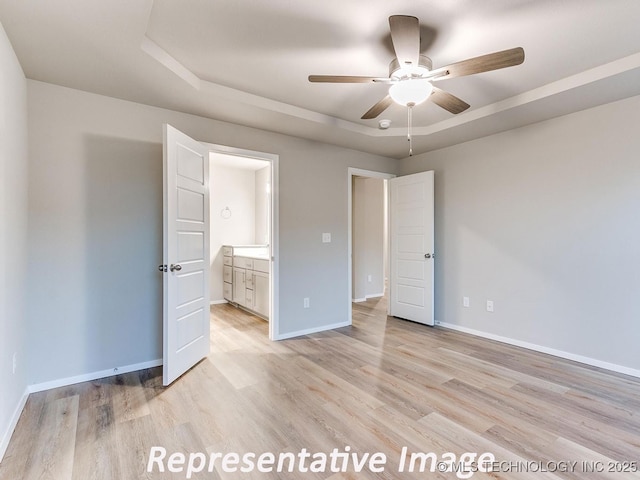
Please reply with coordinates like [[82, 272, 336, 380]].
[[223, 282, 232, 300], [223, 265, 233, 283], [234, 256, 253, 269], [253, 258, 269, 273], [245, 288, 254, 307], [223, 255, 233, 266], [222, 246, 233, 257]]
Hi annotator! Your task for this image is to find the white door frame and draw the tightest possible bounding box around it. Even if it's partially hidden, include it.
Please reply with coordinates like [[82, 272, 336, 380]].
[[347, 167, 396, 323], [204, 143, 280, 340]]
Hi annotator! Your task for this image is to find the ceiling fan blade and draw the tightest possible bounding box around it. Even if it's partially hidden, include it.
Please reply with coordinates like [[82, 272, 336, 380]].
[[309, 75, 388, 83], [361, 95, 394, 119], [430, 87, 470, 114], [389, 15, 420, 68], [430, 47, 525, 81]]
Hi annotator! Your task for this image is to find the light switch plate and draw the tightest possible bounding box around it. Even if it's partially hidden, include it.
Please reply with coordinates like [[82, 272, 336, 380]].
[[322, 233, 331, 243], [486, 300, 494, 312]]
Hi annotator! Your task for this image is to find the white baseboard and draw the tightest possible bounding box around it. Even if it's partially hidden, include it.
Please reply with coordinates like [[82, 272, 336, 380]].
[[28, 358, 163, 393], [437, 321, 640, 379], [366, 293, 385, 299], [353, 293, 384, 303], [1, 359, 163, 460], [274, 320, 351, 340], [210, 299, 228, 305], [0, 387, 29, 462]]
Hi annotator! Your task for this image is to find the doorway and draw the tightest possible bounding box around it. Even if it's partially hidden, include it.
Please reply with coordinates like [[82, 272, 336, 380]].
[[348, 168, 395, 321], [348, 168, 435, 326], [206, 143, 279, 340]]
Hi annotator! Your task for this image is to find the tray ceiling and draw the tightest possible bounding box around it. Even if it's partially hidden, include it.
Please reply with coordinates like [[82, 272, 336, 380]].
[[1, 0, 640, 157]]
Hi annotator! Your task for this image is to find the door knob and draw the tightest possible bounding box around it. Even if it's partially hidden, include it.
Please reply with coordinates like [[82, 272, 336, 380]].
[[158, 264, 167, 272], [424, 253, 431, 259], [170, 264, 182, 272]]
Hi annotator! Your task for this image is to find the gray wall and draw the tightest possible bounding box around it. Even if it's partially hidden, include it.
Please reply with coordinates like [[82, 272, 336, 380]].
[[26, 80, 398, 384], [0, 22, 29, 458], [353, 177, 385, 300], [400, 95, 640, 371]]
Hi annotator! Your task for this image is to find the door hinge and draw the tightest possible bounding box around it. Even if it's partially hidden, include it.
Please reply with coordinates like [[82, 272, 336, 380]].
[[158, 264, 167, 272]]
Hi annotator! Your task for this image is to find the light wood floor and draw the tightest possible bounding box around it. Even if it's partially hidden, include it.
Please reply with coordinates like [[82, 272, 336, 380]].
[[2, 297, 640, 479]]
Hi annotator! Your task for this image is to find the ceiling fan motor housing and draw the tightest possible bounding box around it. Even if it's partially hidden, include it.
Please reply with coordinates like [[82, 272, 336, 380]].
[[389, 55, 433, 79]]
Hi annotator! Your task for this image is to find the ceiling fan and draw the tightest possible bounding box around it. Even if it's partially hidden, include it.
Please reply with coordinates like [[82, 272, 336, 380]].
[[308, 15, 525, 153]]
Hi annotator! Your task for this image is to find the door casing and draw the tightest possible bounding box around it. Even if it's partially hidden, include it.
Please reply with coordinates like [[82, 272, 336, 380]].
[[203, 143, 280, 340], [347, 168, 396, 320]]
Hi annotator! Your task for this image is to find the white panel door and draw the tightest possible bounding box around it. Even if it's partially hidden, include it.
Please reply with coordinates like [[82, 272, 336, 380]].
[[163, 124, 210, 385], [389, 171, 434, 325]]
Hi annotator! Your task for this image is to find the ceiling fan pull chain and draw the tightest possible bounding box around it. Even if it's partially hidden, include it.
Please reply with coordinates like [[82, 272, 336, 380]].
[[408, 103, 414, 156]]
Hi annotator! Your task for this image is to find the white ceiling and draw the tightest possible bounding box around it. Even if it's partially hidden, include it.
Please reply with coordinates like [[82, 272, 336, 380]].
[[1, 0, 640, 158]]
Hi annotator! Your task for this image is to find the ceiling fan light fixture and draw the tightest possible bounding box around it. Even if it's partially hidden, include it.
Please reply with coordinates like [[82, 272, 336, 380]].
[[389, 79, 433, 106], [389, 55, 433, 80]]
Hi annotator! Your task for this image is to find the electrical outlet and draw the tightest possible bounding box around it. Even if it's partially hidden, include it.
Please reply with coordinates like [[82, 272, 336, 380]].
[[463, 296, 470, 308], [322, 233, 331, 243], [303, 297, 310, 308], [368, 275, 372, 283], [12, 353, 17, 375], [486, 300, 494, 312]]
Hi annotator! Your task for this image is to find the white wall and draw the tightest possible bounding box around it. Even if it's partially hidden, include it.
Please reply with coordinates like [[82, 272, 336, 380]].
[[210, 163, 256, 302], [400, 94, 640, 373], [0, 22, 29, 460], [255, 165, 270, 245], [26, 80, 398, 384], [352, 177, 385, 301]]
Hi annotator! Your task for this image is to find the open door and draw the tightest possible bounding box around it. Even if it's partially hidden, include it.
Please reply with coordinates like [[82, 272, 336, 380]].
[[389, 171, 434, 325], [162, 124, 210, 385]]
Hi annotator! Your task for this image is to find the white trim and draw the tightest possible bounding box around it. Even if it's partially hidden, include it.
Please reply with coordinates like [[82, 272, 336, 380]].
[[202, 143, 279, 341], [0, 387, 29, 462], [141, 37, 201, 90], [366, 293, 385, 299], [353, 293, 385, 303], [348, 168, 397, 180], [273, 321, 351, 341], [210, 299, 228, 305], [347, 168, 396, 327], [437, 322, 640, 379], [28, 359, 163, 394]]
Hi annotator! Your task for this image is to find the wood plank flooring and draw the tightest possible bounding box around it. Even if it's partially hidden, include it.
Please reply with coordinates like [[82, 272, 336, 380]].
[[2, 296, 640, 479]]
